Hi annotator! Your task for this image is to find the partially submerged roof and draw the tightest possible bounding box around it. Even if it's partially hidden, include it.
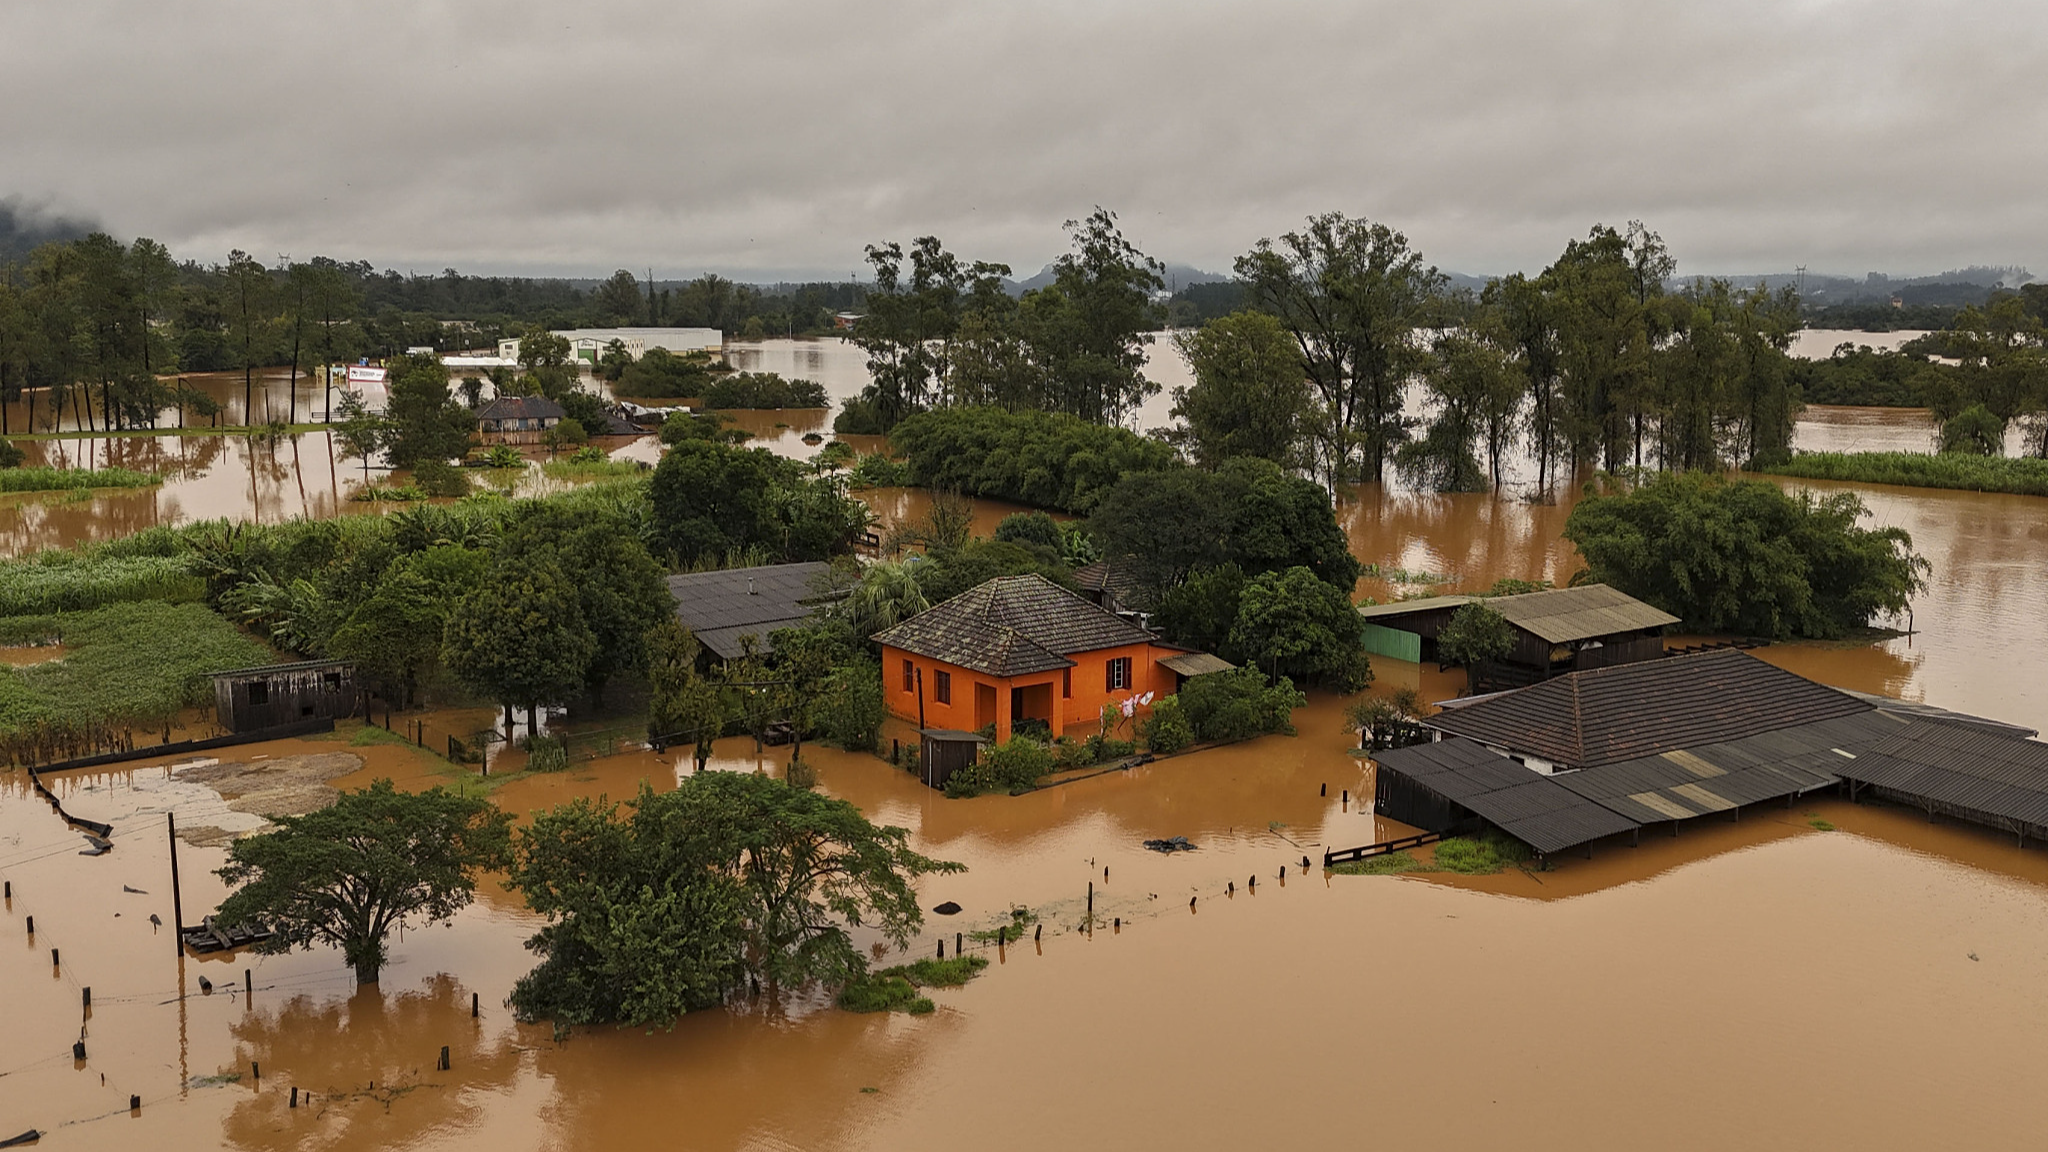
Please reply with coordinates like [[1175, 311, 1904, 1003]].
[[872, 573, 1157, 677], [1834, 719, 2048, 828], [1356, 584, 1676, 644], [1072, 555, 1155, 609], [1373, 738, 1639, 855], [1425, 649, 1872, 770], [666, 561, 837, 659], [1549, 710, 1903, 823], [477, 395, 566, 421], [1158, 651, 1234, 677]]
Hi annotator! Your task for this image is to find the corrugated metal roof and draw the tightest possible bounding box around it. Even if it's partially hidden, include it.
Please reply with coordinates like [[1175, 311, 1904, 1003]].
[[1353, 584, 1676, 645], [1836, 720, 2048, 827], [1356, 595, 1476, 620], [666, 562, 836, 659], [1159, 652, 1233, 676], [1548, 711, 1899, 823], [1486, 584, 1680, 644], [1372, 738, 1639, 855], [1425, 649, 1873, 769]]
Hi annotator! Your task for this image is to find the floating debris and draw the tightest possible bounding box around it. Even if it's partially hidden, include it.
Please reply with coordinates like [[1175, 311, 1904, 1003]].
[[931, 901, 962, 916], [1144, 837, 1198, 853]]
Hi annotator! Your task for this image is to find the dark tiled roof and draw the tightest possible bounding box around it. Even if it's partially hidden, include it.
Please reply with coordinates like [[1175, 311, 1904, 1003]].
[[1072, 555, 1154, 610], [477, 396, 566, 421], [872, 573, 1155, 677], [1373, 738, 1640, 855], [1835, 719, 2048, 827], [666, 562, 836, 659], [1424, 649, 1872, 769]]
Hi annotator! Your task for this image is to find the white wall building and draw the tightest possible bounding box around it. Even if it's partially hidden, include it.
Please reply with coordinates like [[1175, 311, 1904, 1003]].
[[497, 327, 724, 365]]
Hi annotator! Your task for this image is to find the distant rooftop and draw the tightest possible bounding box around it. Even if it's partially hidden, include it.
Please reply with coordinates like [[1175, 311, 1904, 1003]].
[[666, 562, 838, 659], [1357, 583, 1678, 644]]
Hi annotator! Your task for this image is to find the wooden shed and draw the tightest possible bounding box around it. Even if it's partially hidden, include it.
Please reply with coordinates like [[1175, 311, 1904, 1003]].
[[919, 728, 988, 791], [212, 660, 358, 734], [1357, 584, 1677, 688]]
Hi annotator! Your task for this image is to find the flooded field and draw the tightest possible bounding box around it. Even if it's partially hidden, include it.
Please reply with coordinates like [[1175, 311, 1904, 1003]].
[[4, 330, 2047, 1149], [8, 690, 2048, 1150]]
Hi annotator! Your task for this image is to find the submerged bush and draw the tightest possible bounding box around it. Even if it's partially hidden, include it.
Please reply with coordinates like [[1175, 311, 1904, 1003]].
[[1759, 451, 2048, 498], [0, 551, 204, 616], [944, 737, 1055, 797], [0, 466, 160, 492], [1177, 667, 1304, 743], [1139, 695, 1194, 754]]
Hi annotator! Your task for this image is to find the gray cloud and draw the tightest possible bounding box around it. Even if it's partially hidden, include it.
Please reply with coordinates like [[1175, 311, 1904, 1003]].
[[4, 0, 2043, 280]]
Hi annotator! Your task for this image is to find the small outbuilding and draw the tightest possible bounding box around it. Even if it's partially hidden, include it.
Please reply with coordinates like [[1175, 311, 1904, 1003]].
[[918, 728, 988, 790], [475, 396, 567, 445], [665, 561, 843, 661], [212, 660, 358, 735], [1358, 583, 1678, 687]]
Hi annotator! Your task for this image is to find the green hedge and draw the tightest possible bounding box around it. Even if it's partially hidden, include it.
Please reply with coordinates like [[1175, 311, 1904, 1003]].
[[889, 407, 1177, 513], [0, 466, 161, 493], [1758, 451, 2048, 497], [0, 552, 204, 616]]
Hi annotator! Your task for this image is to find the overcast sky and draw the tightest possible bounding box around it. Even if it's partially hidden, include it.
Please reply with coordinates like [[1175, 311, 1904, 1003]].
[[5, 1, 2044, 281]]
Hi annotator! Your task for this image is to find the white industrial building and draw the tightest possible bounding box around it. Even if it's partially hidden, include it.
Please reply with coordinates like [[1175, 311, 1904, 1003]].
[[497, 327, 724, 365]]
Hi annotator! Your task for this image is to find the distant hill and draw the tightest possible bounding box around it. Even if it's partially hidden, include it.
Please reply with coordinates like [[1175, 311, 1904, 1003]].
[[0, 199, 95, 263], [1009, 261, 1230, 295]]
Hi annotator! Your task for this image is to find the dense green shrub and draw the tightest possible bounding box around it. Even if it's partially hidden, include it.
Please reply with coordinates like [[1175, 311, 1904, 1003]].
[[889, 407, 1178, 514], [1138, 695, 1194, 754], [701, 372, 829, 409], [1938, 405, 2005, 456], [1758, 451, 2048, 497], [611, 347, 719, 399], [1788, 344, 1954, 407], [832, 396, 887, 435], [1437, 602, 1515, 667], [944, 737, 1056, 797], [1177, 667, 1305, 743], [411, 458, 471, 498], [1563, 471, 1929, 638], [847, 452, 910, 489]]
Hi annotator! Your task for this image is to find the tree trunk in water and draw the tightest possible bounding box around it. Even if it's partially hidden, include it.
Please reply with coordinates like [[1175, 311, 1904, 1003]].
[[354, 960, 379, 985]]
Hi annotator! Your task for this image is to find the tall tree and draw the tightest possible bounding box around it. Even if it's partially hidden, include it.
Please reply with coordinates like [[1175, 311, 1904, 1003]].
[[214, 780, 512, 984], [221, 249, 272, 425], [1021, 207, 1163, 423], [442, 552, 599, 734], [1398, 323, 1524, 491], [1236, 213, 1444, 485], [850, 237, 1009, 429], [381, 352, 474, 467], [1169, 310, 1314, 470]]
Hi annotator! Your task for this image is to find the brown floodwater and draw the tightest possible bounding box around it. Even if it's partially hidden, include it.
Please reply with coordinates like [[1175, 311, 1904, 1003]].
[[9, 692, 2048, 1151], [6, 338, 2048, 1149]]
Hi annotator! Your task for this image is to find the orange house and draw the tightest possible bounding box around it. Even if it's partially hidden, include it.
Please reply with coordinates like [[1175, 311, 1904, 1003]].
[[872, 574, 1225, 743]]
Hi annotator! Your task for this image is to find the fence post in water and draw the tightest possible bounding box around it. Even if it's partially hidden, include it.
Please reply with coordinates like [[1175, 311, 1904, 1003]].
[[51, 948, 58, 969], [438, 1046, 450, 1072], [1320, 783, 1326, 796], [130, 1095, 140, 1112], [245, 969, 252, 997], [81, 987, 90, 1009], [73, 1041, 85, 1061], [1033, 924, 1041, 943], [472, 992, 479, 1018], [290, 1087, 298, 1109], [955, 932, 962, 956], [3, 880, 9, 898], [937, 939, 944, 959], [1087, 881, 1093, 917], [24, 915, 31, 936], [252, 1061, 260, 1084], [168, 812, 186, 954]]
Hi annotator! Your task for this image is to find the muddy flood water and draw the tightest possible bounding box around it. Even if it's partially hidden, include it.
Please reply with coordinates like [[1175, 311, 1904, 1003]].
[[6, 332, 2048, 1149]]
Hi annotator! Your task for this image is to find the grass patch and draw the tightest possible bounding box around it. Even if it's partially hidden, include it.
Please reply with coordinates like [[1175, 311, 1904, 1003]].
[[1432, 831, 1535, 874], [837, 955, 989, 1013], [348, 724, 415, 748], [1758, 451, 2048, 497], [968, 907, 1037, 945], [541, 457, 646, 482], [1329, 851, 1427, 875], [1809, 817, 1837, 832], [350, 484, 429, 502], [0, 466, 161, 492]]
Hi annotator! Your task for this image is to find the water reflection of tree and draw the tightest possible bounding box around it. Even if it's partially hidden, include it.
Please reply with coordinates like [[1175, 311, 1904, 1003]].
[[220, 975, 522, 1152]]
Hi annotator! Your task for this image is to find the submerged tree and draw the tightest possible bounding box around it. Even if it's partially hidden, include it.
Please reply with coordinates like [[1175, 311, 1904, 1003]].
[[214, 780, 512, 984], [1169, 309, 1315, 470], [510, 774, 962, 1027]]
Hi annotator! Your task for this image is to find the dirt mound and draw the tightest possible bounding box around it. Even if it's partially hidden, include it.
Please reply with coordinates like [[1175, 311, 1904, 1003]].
[[174, 751, 365, 831]]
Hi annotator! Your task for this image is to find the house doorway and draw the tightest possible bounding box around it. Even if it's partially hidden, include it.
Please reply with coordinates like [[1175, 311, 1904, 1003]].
[[975, 683, 997, 730], [1011, 683, 1054, 736]]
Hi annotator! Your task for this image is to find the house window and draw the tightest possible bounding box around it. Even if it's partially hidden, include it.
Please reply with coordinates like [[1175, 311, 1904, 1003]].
[[1062, 668, 1071, 698], [934, 670, 952, 704], [1105, 657, 1132, 691], [902, 659, 914, 692], [247, 681, 270, 706]]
